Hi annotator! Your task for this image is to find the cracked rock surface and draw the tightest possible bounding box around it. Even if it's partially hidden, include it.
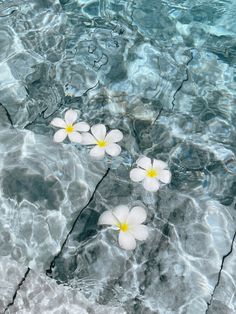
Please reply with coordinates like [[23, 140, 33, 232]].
[[0, 0, 236, 313], [0, 258, 124, 314]]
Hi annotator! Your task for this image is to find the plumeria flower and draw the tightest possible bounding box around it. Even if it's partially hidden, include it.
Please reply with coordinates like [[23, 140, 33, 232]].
[[50, 109, 90, 143], [82, 124, 123, 159], [130, 156, 171, 192], [98, 205, 149, 250]]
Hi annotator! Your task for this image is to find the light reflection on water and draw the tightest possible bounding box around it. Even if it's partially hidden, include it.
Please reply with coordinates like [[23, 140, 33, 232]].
[[0, 0, 236, 313]]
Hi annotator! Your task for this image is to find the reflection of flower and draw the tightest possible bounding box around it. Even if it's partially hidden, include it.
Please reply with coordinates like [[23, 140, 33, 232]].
[[65, 91, 74, 97], [82, 124, 123, 159], [50, 109, 90, 143], [130, 156, 171, 192], [98, 205, 148, 250]]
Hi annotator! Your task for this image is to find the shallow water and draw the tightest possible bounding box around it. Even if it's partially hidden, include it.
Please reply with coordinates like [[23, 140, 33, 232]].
[[0, 0, 236, 313]]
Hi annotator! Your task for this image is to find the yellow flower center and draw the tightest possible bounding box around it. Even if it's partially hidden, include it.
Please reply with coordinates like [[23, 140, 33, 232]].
[[117, 223, 129, 232], [65, 124, 74, 133], [146, 168, 158, 178], [97, 140, 107, 148]]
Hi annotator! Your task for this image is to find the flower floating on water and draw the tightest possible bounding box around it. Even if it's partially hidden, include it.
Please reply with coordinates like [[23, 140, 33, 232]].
[[82, 124, 123, 159], [130, 156, 171, 192], [98, 205, 148, 250], [50, 109, 90, 143]]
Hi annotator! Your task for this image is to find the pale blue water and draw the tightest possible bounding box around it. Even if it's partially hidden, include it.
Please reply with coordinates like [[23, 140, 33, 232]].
[[0, 0, 236, 313]]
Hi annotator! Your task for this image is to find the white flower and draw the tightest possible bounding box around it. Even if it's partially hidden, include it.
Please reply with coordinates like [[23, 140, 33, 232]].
[[130, 156, 171, 192], [98, 205, 149, 250], [82, 124, 123, 159], [50, 109, 90, 143]]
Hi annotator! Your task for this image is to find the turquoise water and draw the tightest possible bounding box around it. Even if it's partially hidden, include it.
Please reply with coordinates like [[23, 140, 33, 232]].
[[0, 0, 236, 313]]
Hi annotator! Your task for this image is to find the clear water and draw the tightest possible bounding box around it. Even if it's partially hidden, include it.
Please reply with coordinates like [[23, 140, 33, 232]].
[[0, 0, 236, 313]]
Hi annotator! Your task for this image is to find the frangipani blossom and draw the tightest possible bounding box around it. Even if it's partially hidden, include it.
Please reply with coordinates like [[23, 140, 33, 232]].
[[130, 156, 171, 192], [50, 109, 89, 143], [82, 124, 123, 159], [98, 205, 149, 250]]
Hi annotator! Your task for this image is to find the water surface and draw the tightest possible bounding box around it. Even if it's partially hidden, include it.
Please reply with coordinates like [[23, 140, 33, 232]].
[[0, 0, 236, 313]]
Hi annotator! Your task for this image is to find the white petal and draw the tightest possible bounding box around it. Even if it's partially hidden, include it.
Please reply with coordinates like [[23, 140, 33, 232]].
[[129, 225, 149, 241], [74, 122, 90, 132], [136, 156, 152, 170], [158, 169, 171, 184], [143, 177, 160, 192], [90, 145, 105, 159], [130, 168, 146, 182], [105, 143, 121, 157], [153, 159, 168, 170], [81, 133, 97, 145], [127, 206, 147, 225], [118, 231, 136, 250], [68, 132, 82, 143], [91, 124, 106, 141], [113, 205, 130, 223], [65, 109, 77, 124], [50, 118, 66, 128], [105, 129, 123, 143], [98, 211, 118, 226], [53, 129, 67, 142]]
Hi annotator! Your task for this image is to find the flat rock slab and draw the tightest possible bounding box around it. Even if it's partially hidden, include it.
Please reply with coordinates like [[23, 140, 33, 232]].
[[0, 129, 106, 271]]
